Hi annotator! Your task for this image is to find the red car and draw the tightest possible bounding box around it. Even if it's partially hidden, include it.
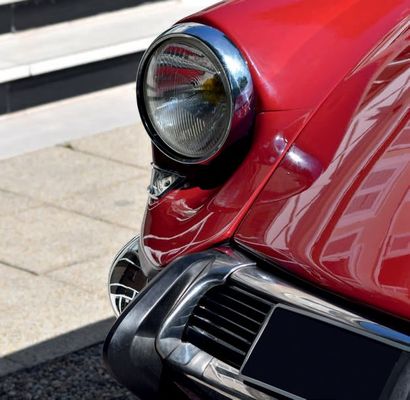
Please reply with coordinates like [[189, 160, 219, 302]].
[[104, 1, 410, 399]]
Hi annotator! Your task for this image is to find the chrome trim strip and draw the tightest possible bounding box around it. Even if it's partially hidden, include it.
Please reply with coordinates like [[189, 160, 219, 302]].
[[202, 358, 273, 400], [108, 235, 144, 316], [156, 254, 409, 399], [156, 250, 273, 399], [231, 267, 410, 349], [147, 164, 185, 201], [157, 248, 256, 360]]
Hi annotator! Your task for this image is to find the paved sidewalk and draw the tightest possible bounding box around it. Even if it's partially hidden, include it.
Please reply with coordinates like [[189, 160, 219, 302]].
[[0, 123, 151, 376], [0, 83, 139, 160]]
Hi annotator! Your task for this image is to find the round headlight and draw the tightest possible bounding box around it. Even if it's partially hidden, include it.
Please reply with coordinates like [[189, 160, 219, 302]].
[[137, 23, 254, 164]]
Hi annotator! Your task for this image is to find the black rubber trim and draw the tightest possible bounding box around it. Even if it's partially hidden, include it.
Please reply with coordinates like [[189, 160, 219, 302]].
[[103, 252, 215, 399]]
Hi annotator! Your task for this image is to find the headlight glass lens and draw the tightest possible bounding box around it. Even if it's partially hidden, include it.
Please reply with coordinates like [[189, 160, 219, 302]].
[[143, 39, 232, 159]]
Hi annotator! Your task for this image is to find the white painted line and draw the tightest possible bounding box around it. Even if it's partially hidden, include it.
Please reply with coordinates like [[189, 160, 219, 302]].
[[0, 0, 24, 5], [30, 36, 155, 76], [0, 65, 30, 84]]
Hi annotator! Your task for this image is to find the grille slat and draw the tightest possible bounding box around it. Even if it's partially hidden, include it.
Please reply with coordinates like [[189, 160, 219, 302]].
[[213, 292, 268, 320], [202, 297, 262, 330], [185, 326, 247, 368], [228, 285, 273, 310], [196, 305, 257, 339], [183, 282, 274, 369], [191, 314, 252, 350]]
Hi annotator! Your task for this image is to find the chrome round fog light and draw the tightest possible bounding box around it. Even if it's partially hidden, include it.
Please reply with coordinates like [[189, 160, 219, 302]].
[[108, 236, 147, 316]]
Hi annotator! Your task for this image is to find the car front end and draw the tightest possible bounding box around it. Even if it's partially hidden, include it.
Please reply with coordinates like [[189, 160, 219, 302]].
[[104, 0, 410, 398]]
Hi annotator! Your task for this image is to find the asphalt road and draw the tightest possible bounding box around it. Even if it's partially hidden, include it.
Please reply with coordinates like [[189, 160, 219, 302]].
[[0, 343, 135, 399]]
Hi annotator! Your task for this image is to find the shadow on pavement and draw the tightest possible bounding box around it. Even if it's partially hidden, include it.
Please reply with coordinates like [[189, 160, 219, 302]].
[[0, 318, 135, 399]]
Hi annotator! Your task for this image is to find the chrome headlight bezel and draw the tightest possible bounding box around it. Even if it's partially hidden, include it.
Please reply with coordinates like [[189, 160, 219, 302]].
[[136, 23, 255, 165]]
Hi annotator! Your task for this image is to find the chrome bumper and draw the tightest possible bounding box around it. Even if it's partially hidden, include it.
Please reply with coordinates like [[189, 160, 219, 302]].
[[108, 236, 146, 316], [104, 246, 410, 400]]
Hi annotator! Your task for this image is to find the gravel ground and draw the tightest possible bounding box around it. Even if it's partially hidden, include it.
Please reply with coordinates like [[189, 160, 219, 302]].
[[0, 343, 135, 400]]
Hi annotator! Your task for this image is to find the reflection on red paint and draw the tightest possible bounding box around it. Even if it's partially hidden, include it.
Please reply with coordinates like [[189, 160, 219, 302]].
[[141, 0, 410, 319], [187, 0, 408, 111], [236, 37, 410, 319], [142, 110, 309, 265]]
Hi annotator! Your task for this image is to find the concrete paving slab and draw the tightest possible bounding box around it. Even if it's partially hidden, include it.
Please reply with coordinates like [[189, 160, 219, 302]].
[[0, 206, 134, 274], [70, 123, 152, 169], [47, 256, 113, 299], [4, 319, 115, 371], [0, 190, 42, 217], [0, 113, 154, 370], [0, 146, 142, 202], [0, 262, 109, 311], [0, 263, 113, 361], [58, 176, 149, 230]]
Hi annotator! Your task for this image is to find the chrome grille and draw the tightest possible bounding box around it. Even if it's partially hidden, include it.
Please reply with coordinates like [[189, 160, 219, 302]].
[[183, 281, 274, 369]]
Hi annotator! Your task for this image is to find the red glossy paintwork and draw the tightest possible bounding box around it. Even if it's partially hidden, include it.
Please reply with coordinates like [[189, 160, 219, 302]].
[[142, 109, 310, 265], [141, 0, 410, 318], [187, 0, 409, 111], [235, 27, 410, 319]]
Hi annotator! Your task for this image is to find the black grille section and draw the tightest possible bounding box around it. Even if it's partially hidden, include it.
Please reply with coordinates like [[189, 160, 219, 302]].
[[183, 281, 274, 369]]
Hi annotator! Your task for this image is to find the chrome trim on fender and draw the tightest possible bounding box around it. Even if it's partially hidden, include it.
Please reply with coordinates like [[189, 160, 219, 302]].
[[231, 267, 410, 349], [157, 248, 255, 359], [104, 249, 239, 398], [108, 235, 147, 316], [136, 23, 255, 164], [155, 249, 273, 399], [147, 164, 185, 201]]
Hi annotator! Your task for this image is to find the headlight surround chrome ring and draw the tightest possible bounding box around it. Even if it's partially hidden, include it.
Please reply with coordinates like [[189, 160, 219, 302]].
[[136, 23, 255, 165]]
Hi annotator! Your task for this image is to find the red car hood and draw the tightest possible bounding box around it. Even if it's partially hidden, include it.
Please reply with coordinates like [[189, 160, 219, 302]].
[[235, 24, 410, 320], [188, 0, 408, 111]]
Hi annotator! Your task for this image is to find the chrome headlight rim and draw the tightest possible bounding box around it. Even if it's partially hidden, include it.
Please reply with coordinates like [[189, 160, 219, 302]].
[[136, 22, 255, 165]]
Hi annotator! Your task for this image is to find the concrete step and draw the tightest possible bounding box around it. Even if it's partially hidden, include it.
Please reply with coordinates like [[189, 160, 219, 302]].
[[0, 0, 218, 115], [0, 83, 138, 159], [0, 0, 162, 34]]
